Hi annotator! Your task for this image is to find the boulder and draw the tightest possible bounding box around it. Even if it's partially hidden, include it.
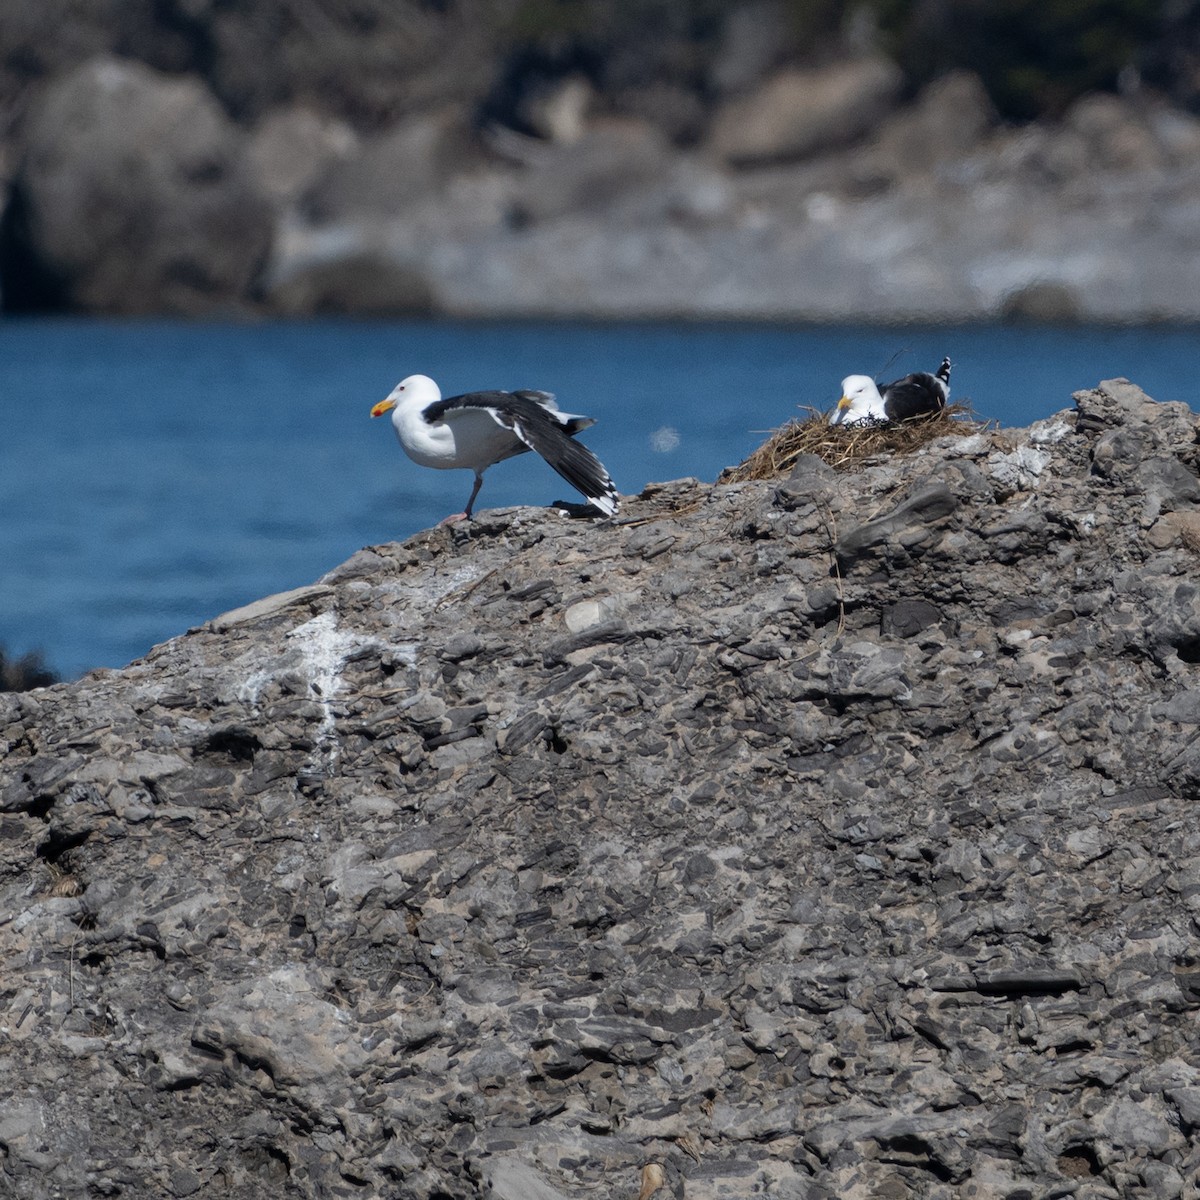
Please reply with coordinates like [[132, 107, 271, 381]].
[[1146, 105, 1200, 163], [299, 107, 480, 224], [0, 56, 272, 314], [259, 106, 480, 316], [244, 107, 358, 208], [870, 70, 997, 179], [4, 382, 1200, 1197], [0, 1, 203, 126], [503, 119, 678, 226], [1063, 93, 1171, 173], [708, 56, 903, 164], [1001, 281, 1083, 323], [267, 252, 435, 317], [997, 93, 1172, 184]]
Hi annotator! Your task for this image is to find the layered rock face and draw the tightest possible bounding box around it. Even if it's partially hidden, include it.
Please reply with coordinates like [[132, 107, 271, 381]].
[[3, 380, 1200, 1198]]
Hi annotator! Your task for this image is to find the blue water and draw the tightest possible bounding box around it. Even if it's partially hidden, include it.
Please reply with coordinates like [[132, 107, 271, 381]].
[[2, 318, 1197, 679]]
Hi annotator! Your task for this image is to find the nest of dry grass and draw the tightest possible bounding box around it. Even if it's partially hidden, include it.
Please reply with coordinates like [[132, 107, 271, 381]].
[[721, 403, 986, 483]]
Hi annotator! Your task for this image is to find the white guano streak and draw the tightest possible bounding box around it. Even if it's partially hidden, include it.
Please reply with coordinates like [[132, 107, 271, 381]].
[[287, 611, 362, 766]]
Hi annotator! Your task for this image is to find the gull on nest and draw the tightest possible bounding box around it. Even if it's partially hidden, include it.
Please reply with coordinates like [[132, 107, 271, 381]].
[[832, 357, 952, 426]]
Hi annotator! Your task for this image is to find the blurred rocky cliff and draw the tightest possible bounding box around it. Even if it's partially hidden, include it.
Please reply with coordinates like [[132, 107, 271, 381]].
[[1, 1, 1199, 320]]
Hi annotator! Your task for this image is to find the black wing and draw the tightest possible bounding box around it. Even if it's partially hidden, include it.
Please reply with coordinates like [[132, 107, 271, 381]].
[[422, 389, 556, 425], [880, 372, 948, 422], [425, 390, 619, 515], [503, 396, 619, 515]]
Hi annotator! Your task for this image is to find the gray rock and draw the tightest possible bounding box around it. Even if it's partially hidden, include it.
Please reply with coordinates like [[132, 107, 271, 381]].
[[869, 70, 997, 179], [881, 599, 945, 639], [1064, 93, 1172, 173], [3, 386, 1200, 1197], [266, 251, 436, 317], [835, 482, 959, 565], [4, 56, 272, 314], [708, 57, 904, 164], [244, 107, 358, 208], [503, 120, 679, 227], [482, 1158, 576, 1200], [1001, 280, 1083, 323], [301, 108, 479, 224]]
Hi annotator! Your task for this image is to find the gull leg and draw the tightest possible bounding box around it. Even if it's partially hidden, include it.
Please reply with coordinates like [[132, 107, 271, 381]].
[[463, 471, 485, 519], [439, 471, 485, 525]]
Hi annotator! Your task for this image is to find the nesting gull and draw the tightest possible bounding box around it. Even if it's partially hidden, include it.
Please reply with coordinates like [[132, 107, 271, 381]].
[[832, 357, 952, 426]]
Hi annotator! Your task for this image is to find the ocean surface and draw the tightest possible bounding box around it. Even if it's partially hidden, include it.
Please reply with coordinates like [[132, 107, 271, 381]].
[[2, 318, 1198, 679]]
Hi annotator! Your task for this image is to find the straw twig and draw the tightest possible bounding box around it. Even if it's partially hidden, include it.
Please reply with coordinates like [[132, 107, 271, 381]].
[[817, 501, 846, 638], [721, 404, 985, 483]]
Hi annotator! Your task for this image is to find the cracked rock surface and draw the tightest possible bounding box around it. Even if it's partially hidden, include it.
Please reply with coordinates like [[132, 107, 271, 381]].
[[3, 379, 1200, 1198]]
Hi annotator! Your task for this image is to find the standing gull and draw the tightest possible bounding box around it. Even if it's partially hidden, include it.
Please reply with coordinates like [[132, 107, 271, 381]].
[[371, 374, 620, 523], [832, 357, 952, 426]]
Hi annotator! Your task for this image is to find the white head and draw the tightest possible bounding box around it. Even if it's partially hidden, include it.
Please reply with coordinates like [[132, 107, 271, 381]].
[[832, 375, 887, 426], [370, 374, 441, 420]]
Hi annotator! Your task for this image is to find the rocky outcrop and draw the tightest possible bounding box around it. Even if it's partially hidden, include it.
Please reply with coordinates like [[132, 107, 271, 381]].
[[4, 380, 1200, 1198], [3, 21, 1200, 320], [0, 57, 272, 314], [258, 71, 1200, 322]]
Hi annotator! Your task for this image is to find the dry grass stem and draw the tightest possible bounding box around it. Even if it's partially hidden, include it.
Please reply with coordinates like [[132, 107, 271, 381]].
[[817, 501, 846, 637], [722, 404, 985, 483]]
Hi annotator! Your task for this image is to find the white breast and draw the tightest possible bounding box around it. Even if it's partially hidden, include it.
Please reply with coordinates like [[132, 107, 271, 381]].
[[394, 405, 519, 472]]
